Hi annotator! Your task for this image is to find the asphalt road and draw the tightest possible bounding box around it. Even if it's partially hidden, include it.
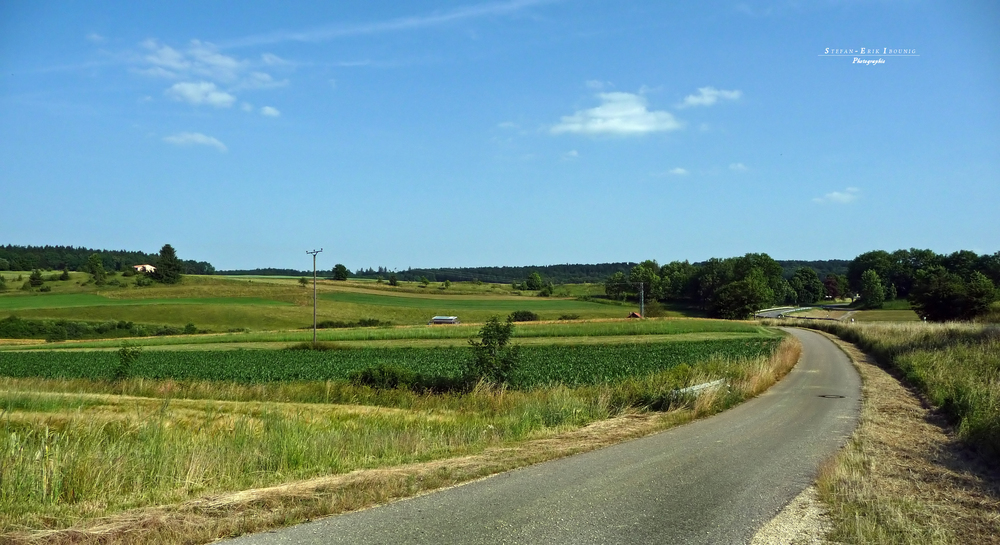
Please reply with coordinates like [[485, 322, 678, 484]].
[[223, 328, 860, 545]]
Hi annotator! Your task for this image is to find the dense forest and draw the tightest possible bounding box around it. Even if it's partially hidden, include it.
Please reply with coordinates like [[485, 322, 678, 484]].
[[0, 245, 215, 275]]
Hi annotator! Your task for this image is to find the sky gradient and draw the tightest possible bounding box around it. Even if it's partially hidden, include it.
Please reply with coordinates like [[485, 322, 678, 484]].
[[1, 1, 998, 271]]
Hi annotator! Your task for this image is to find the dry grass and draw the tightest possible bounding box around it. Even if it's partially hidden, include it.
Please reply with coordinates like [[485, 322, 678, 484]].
[[0, 337, 801, 545], [815, 333, 1000, 544]]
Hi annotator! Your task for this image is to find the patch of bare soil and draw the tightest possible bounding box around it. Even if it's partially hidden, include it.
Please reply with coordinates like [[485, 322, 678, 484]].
[[816, 333, 1000, 544], [751, 486, 832, 545]]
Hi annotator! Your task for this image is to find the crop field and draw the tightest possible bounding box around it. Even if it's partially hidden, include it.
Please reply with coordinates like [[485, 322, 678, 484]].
[[0, 338, 781, 388]]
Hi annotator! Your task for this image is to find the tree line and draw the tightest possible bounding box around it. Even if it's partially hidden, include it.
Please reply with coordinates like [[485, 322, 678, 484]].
[[602, 249, 999, 321], [0, 245, 214, 275]]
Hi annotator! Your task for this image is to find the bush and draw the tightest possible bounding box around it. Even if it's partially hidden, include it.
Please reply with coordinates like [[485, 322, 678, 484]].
[[184, 323, 197, 334], [38, 285, 51, 292], [558, 314, 580, 320], [115, 341, 142, 381], [509, 310, 539, 322], [28, 269, 44, 287]]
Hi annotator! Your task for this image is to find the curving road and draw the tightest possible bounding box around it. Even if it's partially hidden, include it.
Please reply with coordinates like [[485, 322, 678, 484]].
[[224, 328, 860, 545]]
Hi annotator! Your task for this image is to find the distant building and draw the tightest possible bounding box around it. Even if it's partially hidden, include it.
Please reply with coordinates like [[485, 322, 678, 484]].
[[628, 312, 642, 318], [133, 264, 156, 273], [428, 316, 460, 325]]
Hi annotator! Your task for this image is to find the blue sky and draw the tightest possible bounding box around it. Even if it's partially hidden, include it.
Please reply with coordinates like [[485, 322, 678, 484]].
[[1, 1, 997, 271]]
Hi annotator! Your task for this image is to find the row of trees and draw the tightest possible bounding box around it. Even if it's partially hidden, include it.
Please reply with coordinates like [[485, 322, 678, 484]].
[[851, 250, 999, 320], [0, 245, 213, 275], [604, 254, 837, 319], [603, 249, 999, 321]]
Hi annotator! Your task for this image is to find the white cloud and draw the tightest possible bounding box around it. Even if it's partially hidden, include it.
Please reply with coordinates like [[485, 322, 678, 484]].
[[669, 167, 689, 175], [551, 92, 683, 136], [562, 150, 579, 159], [162, 132, 227, 152], [586, 80, 612, 90], [233, 71, 288, 91], [86, 33, 106, 44], [729, 162, 748, 171], [186, 40, 244, 82], [241, 102, 253, 112], [165, 81, 235, 107], [260, 106, 281, 117], [497, 121, 518, 129], [261, 53, 291, 66], [679, 86, 742, 108], [813, 187, 860, 204]]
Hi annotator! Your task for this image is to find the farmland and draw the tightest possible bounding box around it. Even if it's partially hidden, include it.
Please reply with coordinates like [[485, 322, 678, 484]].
[[0, 272, 799, 543]]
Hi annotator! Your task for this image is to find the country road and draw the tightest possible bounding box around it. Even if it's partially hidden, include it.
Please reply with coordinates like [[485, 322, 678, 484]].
[[223, 328, 861, 545]]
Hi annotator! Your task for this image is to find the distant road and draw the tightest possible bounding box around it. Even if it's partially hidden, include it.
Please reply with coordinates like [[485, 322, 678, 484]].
[[224, 329, 860, 545]]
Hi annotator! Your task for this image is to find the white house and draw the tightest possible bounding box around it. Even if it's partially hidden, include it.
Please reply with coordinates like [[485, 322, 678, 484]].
[[133, 264, 156, 273]]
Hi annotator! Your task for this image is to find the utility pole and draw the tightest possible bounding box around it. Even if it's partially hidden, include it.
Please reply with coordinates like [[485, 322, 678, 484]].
[[306, 249, 323, 344], [639, 281, 644, 318]]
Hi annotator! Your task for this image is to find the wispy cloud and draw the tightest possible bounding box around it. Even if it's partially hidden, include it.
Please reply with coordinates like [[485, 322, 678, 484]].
[[813, 187, 860, 204], [260, 106, 281, 117], [165, 82, 236, 107], [86, 33, 106, 44], [551, 92, 683, 136], [669, 167, 689, 175], [678, 86, 742, 108], [562, 149, 579, 159], [162, 132, 228, 152], [729, 162, 748, 171], [221, 0, 552, 48]]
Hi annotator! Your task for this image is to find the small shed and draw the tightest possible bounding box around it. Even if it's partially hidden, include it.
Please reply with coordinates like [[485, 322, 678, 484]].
[[627, 312, 642, 318], [133, 264, 156, 273], [428, 316, 460, 325]]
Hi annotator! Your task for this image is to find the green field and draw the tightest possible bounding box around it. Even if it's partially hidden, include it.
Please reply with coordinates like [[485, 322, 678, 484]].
[[0, 275, 642, 331]]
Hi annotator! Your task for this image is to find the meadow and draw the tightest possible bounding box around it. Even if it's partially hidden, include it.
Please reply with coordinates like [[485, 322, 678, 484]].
[[0, 273, 643, 331]]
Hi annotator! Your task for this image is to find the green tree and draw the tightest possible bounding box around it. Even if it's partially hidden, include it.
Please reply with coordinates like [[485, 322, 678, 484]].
[[604, 271, 628, 300], [28, 269, 44, 287], [887, 283, 898, 301], [525, 272, 544, 290], [298, 277, 308, 287], [420, 276, 430, 287], [0, 274, 6, 291], [848, 250, 892, 294], [443, 279, 451, 289], [859, 269, 885, 309], [0, 258, 9, 270], [332, 264, 349, 281], [467, 315, 520, 384], [628, 262, 661, 301], [710, 268, 774, 319], [152, 244, 183, 284], [87, 254, 107, 285], [909, 267, 997, 321], [388, 274, 398, 286], [789, 267, 824, 305], [59, 268, 70, 281]]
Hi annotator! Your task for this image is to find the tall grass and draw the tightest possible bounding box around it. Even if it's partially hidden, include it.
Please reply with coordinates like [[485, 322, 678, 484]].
[[779, 321, 999, 460], [0, 335, 798, 537]]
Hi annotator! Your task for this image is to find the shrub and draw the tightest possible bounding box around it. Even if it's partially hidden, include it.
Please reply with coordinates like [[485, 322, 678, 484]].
[[468, 315, 521, 384], [509, 310, 539, 322], [28, 269, 44, 287], [184, 323, 197, 334], [38, 285, 51, 292], [115, 341, 143, 381], [558, 314, 579, 320]]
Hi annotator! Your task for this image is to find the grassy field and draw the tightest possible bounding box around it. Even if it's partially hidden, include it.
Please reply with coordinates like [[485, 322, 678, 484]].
[[0, 274, 643, 331]]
